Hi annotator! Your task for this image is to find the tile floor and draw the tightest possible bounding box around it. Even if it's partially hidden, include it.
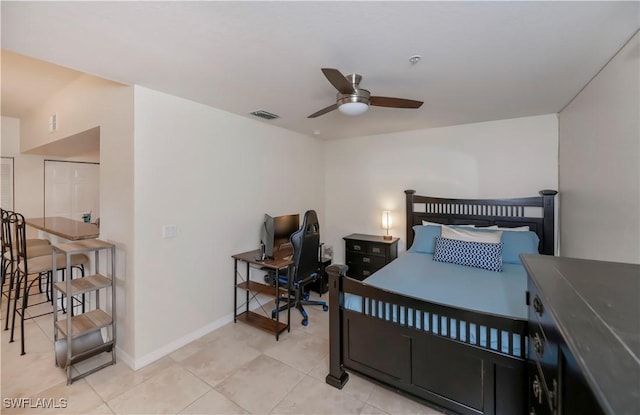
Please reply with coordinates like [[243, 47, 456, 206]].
[[1, 287, 444, 414]]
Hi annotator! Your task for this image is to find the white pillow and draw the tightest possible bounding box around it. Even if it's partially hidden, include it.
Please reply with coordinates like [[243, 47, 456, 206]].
[[422, 220, 475, 227], [481, 225, 530, 232], [441, 225, 502, 243]]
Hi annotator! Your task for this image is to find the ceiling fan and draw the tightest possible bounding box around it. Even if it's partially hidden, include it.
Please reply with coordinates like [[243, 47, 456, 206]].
[[308, 68, 423, 118]]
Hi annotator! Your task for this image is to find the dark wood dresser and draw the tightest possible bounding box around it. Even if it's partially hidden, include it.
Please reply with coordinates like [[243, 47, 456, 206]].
[[521, 254, 640, 415], [343, 233, 399, 281]]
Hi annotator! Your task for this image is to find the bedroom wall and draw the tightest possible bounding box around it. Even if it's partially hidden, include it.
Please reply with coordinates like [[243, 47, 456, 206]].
[[324, 114, 559, 263], [558, 32, 640, 264], [132, 86, 325, 365]]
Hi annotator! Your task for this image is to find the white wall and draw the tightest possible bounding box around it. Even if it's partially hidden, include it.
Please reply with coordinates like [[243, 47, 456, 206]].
[[558, 33, 640, 264], [132, 86, 324, 362], [324, 114, 559, 262]]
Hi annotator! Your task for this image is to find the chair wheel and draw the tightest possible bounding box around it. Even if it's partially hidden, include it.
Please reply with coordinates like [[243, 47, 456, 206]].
[[302, 319, 308, 326], [323, 305, 328, 312]]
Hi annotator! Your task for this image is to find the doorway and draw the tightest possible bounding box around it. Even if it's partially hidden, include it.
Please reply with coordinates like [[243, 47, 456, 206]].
[[44, 160, 99, 222]]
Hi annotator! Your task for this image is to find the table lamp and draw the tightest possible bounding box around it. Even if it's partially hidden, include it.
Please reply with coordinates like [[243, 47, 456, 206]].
[[382, 210, 392, 240]]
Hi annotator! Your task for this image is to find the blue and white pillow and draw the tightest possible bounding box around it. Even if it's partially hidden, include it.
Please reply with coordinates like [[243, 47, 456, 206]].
[[433, 236, 503, 272]]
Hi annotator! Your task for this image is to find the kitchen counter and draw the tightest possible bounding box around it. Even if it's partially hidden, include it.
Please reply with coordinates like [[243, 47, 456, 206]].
[[26, 217, 99, 241]]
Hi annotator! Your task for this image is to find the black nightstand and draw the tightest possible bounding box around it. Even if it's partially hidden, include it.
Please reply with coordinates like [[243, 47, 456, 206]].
[[343, 234, 399, 281]]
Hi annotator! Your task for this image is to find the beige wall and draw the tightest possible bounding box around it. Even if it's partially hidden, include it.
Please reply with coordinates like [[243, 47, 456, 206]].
[[132, 86, 325, 364], [324, 114, 559, 262], [558, 32, 640, 264]]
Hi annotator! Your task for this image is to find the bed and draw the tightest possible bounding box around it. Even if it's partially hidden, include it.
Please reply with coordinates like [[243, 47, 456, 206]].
[[325, 189, 557, 415]]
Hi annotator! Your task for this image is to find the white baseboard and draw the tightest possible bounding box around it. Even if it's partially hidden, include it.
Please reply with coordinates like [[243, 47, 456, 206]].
[[115, 345, 135, 369], [130, 313, 233, 370], [124, 294, 272, 370]]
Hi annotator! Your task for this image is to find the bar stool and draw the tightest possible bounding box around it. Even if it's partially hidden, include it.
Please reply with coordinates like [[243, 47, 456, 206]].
[[1, 208, 51, 330], [9, 212, 89, 355], [1, 208, 50, 287]]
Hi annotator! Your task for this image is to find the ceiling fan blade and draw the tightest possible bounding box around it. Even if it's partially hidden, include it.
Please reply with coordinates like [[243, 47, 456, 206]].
[[321, 68, 355, 94], [308, 103, 338, 118], [370, 96, 423, 109]]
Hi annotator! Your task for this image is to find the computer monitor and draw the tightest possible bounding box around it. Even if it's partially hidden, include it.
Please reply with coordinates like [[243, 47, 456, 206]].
[[260, 213, 300, 260]]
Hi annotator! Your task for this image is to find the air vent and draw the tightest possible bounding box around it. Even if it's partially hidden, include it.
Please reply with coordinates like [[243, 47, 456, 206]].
[[250, 110, 280, 120]]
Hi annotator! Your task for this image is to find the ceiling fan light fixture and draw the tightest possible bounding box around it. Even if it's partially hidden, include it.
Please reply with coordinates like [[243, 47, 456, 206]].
[[338, 101, 369, 116], [337, 88, 370, 116]]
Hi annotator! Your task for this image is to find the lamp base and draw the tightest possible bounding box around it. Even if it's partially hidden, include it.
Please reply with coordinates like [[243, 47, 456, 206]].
[[383, 235, 392, 241]]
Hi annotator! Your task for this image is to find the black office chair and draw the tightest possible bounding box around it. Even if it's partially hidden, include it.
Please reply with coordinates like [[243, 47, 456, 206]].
[[273, 210, 328, 326]]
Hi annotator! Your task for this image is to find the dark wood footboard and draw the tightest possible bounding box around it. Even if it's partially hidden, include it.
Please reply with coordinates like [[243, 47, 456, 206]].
[[326, 264, 527, 415]]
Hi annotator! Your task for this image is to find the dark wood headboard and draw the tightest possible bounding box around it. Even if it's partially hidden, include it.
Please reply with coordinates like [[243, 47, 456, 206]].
[[405, 189, 557, 255]]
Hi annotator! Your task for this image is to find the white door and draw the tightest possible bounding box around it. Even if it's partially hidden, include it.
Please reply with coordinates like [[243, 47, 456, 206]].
[[45, 161, 99, 222]]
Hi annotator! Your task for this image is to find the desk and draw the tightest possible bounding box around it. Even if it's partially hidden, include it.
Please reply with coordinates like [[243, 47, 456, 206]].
[[26, 217, 99, 241], [232, 249, 292, 340]]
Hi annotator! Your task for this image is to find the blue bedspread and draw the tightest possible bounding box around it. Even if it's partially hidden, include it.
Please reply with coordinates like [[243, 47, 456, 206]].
[[343, 252, 528, 356], [345, 251, 528, 319]]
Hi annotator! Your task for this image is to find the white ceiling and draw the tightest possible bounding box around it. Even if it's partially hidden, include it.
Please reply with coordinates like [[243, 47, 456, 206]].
[[2, 1, 638, 140]]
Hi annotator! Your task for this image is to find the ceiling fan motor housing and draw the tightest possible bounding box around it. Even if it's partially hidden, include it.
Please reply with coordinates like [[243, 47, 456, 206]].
[[337, 73, 370, 107], [337, 88, 371, 106]]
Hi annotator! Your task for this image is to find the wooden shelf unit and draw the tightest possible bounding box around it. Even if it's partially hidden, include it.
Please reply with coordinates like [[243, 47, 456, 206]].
[[236, 280, 288, 297], [235, 311, 288, 335], [55, 309, 113, 338], [54, 274, 111, 296], [52, 239, 116, 384], [232, 249, 292, 340]]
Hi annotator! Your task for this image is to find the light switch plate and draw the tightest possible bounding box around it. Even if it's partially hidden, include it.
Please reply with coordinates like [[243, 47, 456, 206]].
[[162, 224, 177, 238]]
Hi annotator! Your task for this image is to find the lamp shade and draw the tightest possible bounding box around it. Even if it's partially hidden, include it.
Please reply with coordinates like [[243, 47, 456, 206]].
[[381, 211, 392, 230], [338, 102, 369, 116]]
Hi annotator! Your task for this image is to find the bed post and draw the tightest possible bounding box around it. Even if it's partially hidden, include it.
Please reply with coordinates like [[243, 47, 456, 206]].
[[539, 189, 558, 255], [325, 263, 349, 389], [405, 189, 416, 249]]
